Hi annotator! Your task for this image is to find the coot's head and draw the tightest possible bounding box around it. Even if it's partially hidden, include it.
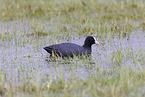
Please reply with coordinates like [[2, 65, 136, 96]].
[[83, 36, 99, 48]]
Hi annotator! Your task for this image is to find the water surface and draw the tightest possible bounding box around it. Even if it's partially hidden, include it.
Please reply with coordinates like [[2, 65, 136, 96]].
[[0, 20, 145, 83]]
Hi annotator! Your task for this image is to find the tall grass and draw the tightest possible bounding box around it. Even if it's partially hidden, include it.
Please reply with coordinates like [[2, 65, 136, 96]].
[[0, 0, 145, 97]]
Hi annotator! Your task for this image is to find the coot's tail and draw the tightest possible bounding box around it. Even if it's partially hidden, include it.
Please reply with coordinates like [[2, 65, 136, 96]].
[[43, 47, 53, 54]]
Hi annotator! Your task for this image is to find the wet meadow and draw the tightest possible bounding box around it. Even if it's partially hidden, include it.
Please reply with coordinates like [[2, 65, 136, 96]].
[[0, 0, 145, 97]]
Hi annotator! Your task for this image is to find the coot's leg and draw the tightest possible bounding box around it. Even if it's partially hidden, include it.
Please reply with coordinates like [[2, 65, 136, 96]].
[[52, 51, 55, 57]]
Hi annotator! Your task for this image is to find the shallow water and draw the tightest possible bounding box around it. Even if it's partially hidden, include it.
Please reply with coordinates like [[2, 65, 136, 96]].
[[0, 20, 145, 83]]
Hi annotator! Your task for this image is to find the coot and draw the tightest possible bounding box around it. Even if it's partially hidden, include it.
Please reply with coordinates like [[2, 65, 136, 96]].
[[43, 36, 99, 57]]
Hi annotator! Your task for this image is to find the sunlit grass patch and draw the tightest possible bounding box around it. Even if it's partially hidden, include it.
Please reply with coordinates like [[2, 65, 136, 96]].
[[26, 30, 48, 37]]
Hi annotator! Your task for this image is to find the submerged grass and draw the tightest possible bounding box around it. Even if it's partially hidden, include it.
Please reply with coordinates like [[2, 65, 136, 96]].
[[0, 0, 145, 97], [0, 67, 145, 97]]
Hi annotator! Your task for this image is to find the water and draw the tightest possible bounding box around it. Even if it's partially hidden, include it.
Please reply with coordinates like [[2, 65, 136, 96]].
[[0, 20, 145, 83]]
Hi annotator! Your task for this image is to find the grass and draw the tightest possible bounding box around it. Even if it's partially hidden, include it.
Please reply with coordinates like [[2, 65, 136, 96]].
[[0, 67, 145, 97], [0, 0, 145, 97]]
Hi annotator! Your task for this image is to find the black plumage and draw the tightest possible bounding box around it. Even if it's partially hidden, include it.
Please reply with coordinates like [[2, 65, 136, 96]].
[[43, 36, 99, 57]]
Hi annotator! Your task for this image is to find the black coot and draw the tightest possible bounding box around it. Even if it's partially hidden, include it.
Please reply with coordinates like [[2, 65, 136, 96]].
[[43, 36, 99, 57]]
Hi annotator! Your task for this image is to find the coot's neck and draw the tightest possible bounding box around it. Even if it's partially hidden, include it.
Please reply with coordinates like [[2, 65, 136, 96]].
[[83, 44, 92, 53], [83, 43, 92, 48]]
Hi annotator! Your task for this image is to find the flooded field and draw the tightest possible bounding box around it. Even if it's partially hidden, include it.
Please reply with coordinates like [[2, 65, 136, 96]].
[[0, 20, 145, 83], [0, 0, 145, 96]]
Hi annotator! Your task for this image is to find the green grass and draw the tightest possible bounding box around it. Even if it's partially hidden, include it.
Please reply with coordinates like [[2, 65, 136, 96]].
[[0, 0, 145, 97], [0, 67, 145, 97]]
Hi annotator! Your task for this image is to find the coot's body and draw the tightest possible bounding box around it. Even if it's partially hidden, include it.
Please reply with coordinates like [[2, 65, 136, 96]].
[[44, 43, 91, 57], [44, 36, 99, 57]]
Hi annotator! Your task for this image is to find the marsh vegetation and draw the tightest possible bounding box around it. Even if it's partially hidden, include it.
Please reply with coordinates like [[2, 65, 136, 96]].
[[0, 0, 145, 97]]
